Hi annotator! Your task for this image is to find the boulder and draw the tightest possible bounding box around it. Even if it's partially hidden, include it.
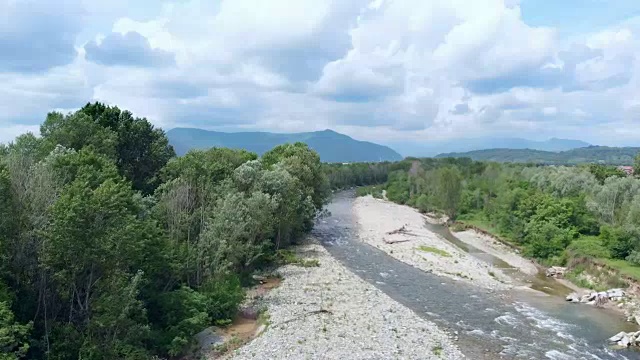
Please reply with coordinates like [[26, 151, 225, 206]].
[[609, 331, 627, 343], [618, 335, 631, 347], [607, 288, 625, 300], [565, 293, 580, 302], [545, 266, 567, 278], [239, 305, 259, 320], [194, 327, 225, 351]]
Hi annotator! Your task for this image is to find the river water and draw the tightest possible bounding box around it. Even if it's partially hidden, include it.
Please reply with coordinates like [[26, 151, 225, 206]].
[[313, 192, 640, 360]]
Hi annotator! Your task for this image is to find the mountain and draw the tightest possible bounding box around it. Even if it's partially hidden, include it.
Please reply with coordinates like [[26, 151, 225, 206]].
[[435, 146, 640, 165], [389, 137, 591, 157], [167, 128, 403, 163]]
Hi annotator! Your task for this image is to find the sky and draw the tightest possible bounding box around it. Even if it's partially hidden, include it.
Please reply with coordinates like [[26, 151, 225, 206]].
[[2, 0, 640, 148]]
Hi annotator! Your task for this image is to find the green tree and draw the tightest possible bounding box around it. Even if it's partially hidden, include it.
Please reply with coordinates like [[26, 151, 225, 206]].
[[41, 152, 162, 359], [0, 301, 32, 360], [79, 103, 175, 194], [434, 166, 463, 219], [40, 111, 118, 159]]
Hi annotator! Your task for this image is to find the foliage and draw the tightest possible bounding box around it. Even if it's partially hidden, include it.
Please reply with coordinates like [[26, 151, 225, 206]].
[[355, 185, 383, 198], [437, 146, 640, 165], [0, 301, 31, 360], [0, 104, 329, 359], [380, 154, 640, 273], [324, 162, 392, 189]]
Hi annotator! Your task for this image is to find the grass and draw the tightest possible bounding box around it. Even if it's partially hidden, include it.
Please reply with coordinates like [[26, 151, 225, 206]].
[[355, 185, 384, 198], [601, 258, 640, 283], [416, 245, 451, 257], [257, 307, 271, 327], [566, 258, 630, 291], [449, 222, 467, 232], [432, 345, 443, 356], [275, 249, 320, 267]]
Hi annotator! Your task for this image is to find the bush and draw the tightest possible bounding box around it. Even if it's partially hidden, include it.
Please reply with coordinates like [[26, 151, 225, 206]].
[[201, 275, 245, 325], [524, 222, 575, 259], [600, 225, 637, 260], [415, 194, 433, 213], [566, 236, 610, 259], [626, 251, 640, 266], [155, 287, 210, 357]]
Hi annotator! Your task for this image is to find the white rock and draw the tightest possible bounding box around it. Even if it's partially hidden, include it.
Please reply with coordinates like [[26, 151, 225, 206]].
[[565, 293, 580, 302], [618, 335, 631, 347], [609, 331, 627, 343], [607, 288, 625, 298]]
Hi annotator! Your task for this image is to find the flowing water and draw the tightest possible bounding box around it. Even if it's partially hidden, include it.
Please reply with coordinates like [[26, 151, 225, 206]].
[[313, 192, 640, 359]]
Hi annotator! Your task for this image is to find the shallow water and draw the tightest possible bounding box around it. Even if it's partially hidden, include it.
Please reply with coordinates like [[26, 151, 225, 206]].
[[314, 192, 640, 359]]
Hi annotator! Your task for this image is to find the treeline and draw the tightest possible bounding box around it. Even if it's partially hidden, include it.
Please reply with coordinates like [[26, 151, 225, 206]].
[[436, 146, 640, 165], [0, 103, 328, 359], [323, 162, 402, 189], [381, 157, 640, 268]]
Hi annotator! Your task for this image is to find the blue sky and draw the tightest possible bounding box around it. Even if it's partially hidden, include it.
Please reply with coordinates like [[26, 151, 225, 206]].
[[521, 0, 640, 34], [1, 0, 640, 148]]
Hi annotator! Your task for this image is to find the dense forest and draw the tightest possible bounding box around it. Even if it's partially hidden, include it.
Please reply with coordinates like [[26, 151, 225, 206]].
[[372, 157, 640, 286], [436, 146, 640, 165], [0, 103, 343, 359]]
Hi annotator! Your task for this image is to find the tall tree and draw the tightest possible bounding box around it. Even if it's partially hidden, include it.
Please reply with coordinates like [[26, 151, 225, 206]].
[[434, 166, 463, 219]]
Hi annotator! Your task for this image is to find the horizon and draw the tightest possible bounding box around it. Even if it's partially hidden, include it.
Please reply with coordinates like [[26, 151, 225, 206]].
[[3, 1, 640, 148]]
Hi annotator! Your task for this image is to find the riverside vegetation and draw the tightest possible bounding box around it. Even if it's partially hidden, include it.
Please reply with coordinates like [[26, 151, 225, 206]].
[[360, 157, 640, 292], [0, 103, 341, 359]]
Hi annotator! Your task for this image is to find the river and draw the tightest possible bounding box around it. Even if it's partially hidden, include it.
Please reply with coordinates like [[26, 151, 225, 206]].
[[313, 192, 640, 359]]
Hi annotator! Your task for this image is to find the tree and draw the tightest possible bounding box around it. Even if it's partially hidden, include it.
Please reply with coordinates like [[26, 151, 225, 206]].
[[0, 301, 32, 360], [40, 111, 117, 159], [79, 103, 175, 194], [635, 152, 640, 176], [262, 142, 329, 212], [41, 152, 162, 359], [434, 166, 463, 219]]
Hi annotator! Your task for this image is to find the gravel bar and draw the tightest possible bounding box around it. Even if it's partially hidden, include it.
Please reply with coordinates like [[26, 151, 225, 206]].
[[228, 240, 464, 360]]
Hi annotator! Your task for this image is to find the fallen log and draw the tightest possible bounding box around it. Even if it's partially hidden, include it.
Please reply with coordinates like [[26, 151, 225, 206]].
[[277, 309, 333, 326], [386, 224, 417, 236], [383, 238, 412, 244]]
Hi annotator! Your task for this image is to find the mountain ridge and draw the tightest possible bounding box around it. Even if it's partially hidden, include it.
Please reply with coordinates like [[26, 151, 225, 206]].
[[166, 128, 403, 163], [435, 146, 640, 165], [389, 137, 591, 157]]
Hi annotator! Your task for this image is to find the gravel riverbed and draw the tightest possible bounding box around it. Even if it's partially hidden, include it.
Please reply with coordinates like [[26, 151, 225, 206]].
[[353, 196, 512, 290], [228, 239, 464, 360]]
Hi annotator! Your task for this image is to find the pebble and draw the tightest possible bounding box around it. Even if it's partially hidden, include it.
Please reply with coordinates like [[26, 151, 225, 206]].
[[229, 241, 464, 359]]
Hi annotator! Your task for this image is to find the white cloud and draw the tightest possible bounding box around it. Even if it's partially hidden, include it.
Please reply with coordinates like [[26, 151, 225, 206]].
[[1, 0, 640, 148]]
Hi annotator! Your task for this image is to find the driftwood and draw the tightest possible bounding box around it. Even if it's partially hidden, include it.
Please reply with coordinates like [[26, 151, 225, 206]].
[[383, 224, 418, 244], [385, 224, 416, 236], [383, 238, 412, 244], [277, 309, 333, 326]]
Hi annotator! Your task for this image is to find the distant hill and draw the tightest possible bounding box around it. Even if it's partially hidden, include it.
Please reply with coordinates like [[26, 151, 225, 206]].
[[389, 137, 591, 157], [436, 146, 640, 165], [167, 128, 403, 163]]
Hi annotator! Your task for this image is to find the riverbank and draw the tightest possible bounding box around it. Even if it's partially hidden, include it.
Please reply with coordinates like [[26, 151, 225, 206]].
[[453, 230, 539, 276], [226, 238, 464, 359], [353, 196, 512, 290]]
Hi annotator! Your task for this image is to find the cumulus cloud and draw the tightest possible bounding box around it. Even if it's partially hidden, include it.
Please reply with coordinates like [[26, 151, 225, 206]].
[[85, 31, 175, 67], [2, 0, 640, 147], [0, 0, 82, 73]]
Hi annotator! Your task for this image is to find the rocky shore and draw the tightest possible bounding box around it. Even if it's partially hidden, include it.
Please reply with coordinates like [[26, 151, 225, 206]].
[[227, 239, 464, 359]]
